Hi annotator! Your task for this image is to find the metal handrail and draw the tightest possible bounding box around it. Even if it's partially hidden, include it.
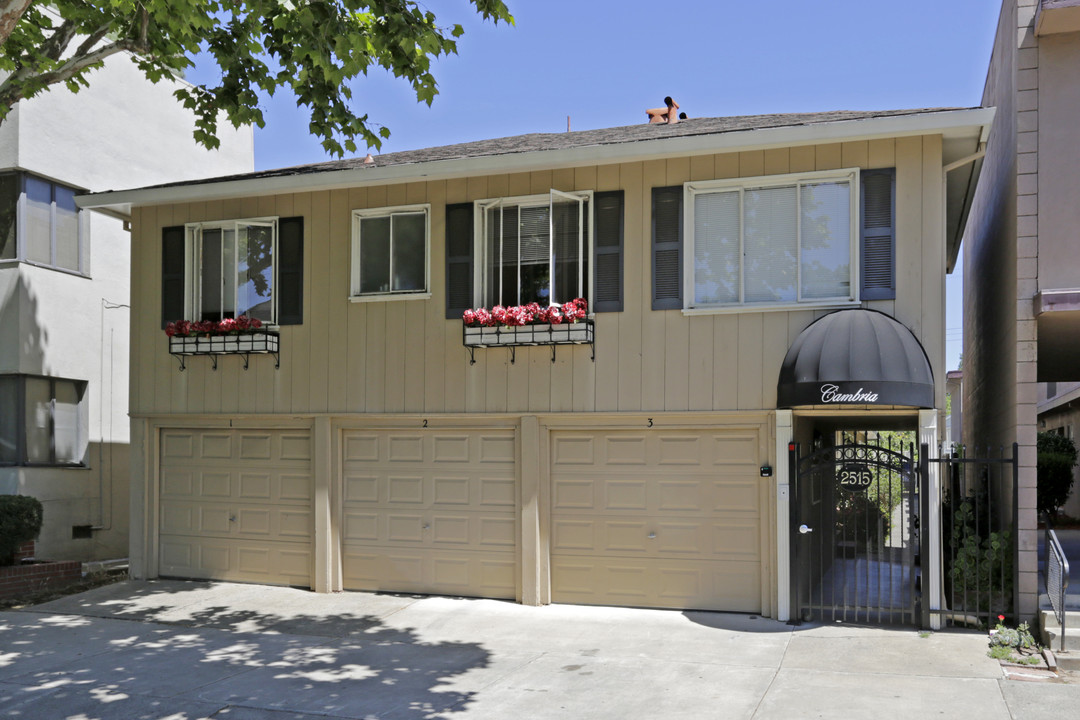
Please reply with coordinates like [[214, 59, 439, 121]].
[[1044, 514, 1070, 653]]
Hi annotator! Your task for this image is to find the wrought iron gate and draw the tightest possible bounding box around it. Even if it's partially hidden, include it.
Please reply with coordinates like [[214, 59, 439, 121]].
[[789, 438, 922, 625]]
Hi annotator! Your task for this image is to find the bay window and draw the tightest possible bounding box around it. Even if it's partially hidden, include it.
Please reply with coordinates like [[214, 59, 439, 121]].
[[0, 171, 88, 273], [0, 375, 88, 467]]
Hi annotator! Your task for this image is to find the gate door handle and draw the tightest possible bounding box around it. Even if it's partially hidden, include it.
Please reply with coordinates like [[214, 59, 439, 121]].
[[798, 524, 813, 534]]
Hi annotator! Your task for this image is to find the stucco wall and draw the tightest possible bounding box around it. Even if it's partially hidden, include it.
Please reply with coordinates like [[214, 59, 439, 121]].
[[1036, 32, 1080, 291], [961, 0, 1040, 619], [0, 52, 253, 562]]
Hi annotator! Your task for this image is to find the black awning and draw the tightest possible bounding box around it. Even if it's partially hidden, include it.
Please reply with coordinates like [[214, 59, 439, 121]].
[[777, 309, 934, 409]]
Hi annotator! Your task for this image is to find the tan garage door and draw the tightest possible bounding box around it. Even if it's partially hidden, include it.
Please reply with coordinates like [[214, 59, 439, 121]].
[[341, 430, 517, 599], [158, 428, 313, 586], [550, 429, 764, 612]]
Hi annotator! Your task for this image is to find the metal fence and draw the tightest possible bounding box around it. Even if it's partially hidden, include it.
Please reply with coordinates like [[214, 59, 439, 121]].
[[929, 444, 1018, 629], [1044, 513, 1071, 652]]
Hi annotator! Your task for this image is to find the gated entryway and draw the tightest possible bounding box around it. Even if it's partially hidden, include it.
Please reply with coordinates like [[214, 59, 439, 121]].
[[789, 437, 926, 626]]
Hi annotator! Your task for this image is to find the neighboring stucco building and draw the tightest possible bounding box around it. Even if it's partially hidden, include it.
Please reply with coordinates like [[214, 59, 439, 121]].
[[0, 53, 253, 561], [83, 107, 990, 623], [961, 0, 1080, 620], [1038, 381, 1080, 519]]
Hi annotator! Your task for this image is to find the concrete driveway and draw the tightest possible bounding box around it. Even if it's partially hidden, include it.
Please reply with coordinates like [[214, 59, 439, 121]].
[[0, 580, 1076, 719]]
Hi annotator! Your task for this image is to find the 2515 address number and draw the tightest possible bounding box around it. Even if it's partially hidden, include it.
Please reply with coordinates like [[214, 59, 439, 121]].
[[838, 465, 873, 490]]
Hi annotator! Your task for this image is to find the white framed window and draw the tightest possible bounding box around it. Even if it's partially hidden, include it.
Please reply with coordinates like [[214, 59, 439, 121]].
[[684, 169, 859, 311], [0, 374, 88, 467], [476, 190, 592, 308], [350, 204, 430, 300], [185, 218, 278, 324], [0, 171, 89, 274]]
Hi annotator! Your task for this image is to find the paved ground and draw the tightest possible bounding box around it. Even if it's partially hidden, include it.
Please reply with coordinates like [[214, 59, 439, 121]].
[[0, 580, 1078, 719]]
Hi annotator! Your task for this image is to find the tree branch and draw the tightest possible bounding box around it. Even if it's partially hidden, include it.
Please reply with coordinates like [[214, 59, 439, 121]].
[[0, 38, 131, 110], [73, 22, 114, 60], [0, 0, 33, 47]]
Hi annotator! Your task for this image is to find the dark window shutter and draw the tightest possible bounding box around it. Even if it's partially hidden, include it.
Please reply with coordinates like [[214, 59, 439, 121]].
[[860, 169, 895, 301], [652, 186, 683, 310], [445, 202, 474, 319], [277, 216, 304, 325], [592, 190, 623, 313], [161, 226, 185, 328]]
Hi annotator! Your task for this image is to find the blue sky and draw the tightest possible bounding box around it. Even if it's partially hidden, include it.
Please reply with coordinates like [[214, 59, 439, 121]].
[[197, 0, 1006, 371]]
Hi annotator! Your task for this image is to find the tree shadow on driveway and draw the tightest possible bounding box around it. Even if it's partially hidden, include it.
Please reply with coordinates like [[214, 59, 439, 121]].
[[1, 582, 493, 719]]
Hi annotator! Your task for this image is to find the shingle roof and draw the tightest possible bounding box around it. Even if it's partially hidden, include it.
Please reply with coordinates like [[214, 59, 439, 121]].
[[150, 107, 967, 190]]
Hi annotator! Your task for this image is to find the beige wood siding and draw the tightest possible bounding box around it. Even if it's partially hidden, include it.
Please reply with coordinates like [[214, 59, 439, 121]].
[[130, 136, 946, 418], [340, 429, 518, 599], [549, 428, 766, 612], [158, 428, 314, 586]]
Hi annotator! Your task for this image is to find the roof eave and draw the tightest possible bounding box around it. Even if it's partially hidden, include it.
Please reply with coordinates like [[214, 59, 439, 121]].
[[78, 107, 997, 218]]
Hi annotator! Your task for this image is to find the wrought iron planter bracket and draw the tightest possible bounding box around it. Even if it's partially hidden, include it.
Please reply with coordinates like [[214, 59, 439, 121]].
[[169, 331, 281, 372], [462, 320, 595, 365]]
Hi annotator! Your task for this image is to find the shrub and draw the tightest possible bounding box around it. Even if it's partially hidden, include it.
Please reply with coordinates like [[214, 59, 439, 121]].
[[1037, 432, 1078, 517], [0, 495, 44, 566], [947, 493, 1013, 617]]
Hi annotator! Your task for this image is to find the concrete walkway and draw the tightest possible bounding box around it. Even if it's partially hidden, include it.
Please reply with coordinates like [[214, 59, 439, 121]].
[[0, 580, 1076, 719]]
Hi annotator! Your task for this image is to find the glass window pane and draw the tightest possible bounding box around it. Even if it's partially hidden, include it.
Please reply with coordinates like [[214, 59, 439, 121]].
[[53, 380, 81, 464], [25, 176, 52, 265], [0, 376, 18, 463], [25, 377, 51, 463], [54, 185, 80, 271], [360, 216, 391, 294], [694, 191, 740, 305], [518, 205, 550, 305], [199, 229, 223, 321], [222, 228, 236, 318], [800, 181, 851, 299], [0, 174, 17, 260], [744, 186, 797, 303], [551, 198, 581, 304], [391, 212, 425, 292], [238, 224, 274, 321]]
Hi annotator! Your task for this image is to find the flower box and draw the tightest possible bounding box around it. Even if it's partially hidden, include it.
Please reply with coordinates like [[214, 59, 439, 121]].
[[168, 330, 280, 371], [462, 322, 593, 348], [462, 320, 594, 364]]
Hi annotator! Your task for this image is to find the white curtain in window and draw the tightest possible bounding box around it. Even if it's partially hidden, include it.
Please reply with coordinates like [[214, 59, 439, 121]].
[[24, 377, 50, 463], [53, 380, 82, 464], [693, 191, 740, 305], [743, 186, 797, 303], [54, 185, 80, 271], [25, 177, 52, 265], [800, 181, 851, 299]]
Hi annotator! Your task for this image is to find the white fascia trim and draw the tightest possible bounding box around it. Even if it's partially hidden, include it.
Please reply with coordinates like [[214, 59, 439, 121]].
[[78, 108, 996, 217]]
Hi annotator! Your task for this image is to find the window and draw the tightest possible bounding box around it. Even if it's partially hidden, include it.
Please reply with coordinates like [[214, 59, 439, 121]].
[[350, 205, 430, 299], [185, 219, 277, 323], [477, 191, 591, 308], [0, 375, 88, 466], [0, 171, 88, 273], [684, 170, 858, 310]]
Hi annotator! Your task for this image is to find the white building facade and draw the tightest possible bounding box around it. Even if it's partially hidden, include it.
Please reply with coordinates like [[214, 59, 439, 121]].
[[0, 53, 253, 561]]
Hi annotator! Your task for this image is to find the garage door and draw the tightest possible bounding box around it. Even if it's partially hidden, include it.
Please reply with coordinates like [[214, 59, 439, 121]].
[[158, 428, 314, 586], [341, 430, 517, 599], [550, 429, 764, 612]]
